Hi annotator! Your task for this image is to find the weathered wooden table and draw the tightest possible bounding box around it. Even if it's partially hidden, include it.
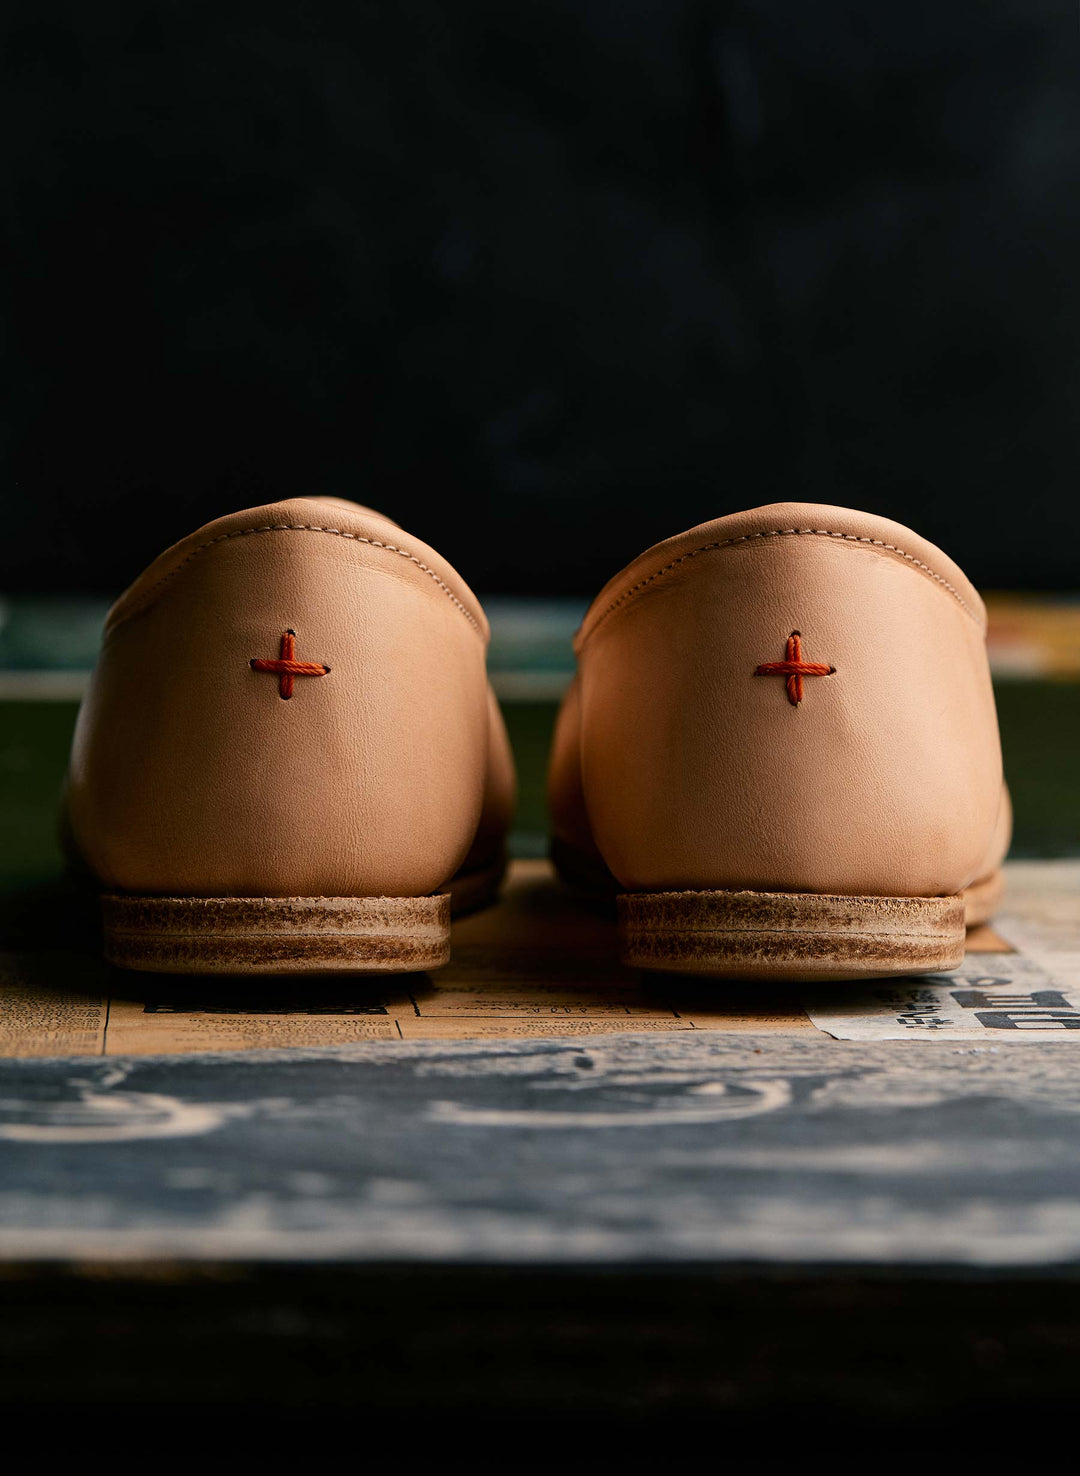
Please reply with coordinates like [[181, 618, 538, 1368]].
[[1, 860, 1079, 1435]]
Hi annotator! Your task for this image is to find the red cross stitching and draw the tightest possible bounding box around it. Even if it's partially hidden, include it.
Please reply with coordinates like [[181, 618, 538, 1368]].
[[250, 630, 330, 700], [754, 631, 834, 706]]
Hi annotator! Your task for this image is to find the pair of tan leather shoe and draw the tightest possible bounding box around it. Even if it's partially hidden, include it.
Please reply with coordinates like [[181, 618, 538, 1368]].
[[64, 497, 1009, 983]]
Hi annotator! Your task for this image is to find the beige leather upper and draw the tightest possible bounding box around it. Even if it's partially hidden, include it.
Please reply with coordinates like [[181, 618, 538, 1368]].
[[66, 498, 515, 898], [550, 502, 1009, 898]]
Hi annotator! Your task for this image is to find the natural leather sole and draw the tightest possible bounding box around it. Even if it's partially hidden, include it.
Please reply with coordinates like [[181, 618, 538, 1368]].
[[102, 893, 452, 975], [618, 888, 967, 981]]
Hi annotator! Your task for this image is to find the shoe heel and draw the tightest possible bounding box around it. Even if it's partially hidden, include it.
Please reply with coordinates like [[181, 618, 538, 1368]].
[[618, 889, 966, 981], [102, 893, 451, 975]]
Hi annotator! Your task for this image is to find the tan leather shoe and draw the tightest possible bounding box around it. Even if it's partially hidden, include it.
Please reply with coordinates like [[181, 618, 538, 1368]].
[[549, 502, 1009, 981], [64, 497, 515, 974]]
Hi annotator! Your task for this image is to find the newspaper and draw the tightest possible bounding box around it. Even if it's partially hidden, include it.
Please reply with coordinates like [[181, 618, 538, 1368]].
[[806, 862, 1080, 1041]]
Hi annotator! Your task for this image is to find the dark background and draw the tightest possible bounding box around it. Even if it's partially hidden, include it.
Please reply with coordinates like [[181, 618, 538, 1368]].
[[2, 0, 1078, 596]]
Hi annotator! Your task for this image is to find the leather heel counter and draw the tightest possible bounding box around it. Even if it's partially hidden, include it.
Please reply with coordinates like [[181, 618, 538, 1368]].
[[68, 511, 490, 897], [576, 528, 1002, 897]]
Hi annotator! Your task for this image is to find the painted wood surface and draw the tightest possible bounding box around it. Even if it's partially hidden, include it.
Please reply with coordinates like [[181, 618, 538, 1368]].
[[4, 1027, 1080, 1265]]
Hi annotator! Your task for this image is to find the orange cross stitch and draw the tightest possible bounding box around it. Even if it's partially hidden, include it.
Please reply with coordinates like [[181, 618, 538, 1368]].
[[250, 630, 329, 700], [754, 631, 834, 706]]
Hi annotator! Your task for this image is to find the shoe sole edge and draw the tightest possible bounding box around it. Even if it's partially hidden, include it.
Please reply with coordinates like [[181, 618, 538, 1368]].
[[101, 893, 452, 975], [618, 888, 967, 981]]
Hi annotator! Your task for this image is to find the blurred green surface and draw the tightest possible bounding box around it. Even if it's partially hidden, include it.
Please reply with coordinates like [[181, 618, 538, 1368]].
[[992, 682, 1080, 857], [1, 685, 1076, 891]]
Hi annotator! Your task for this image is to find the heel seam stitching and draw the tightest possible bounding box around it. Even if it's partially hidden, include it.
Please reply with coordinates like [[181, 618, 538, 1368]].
[[582, 526, 979, 643], [106, 524, 484, 638]]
